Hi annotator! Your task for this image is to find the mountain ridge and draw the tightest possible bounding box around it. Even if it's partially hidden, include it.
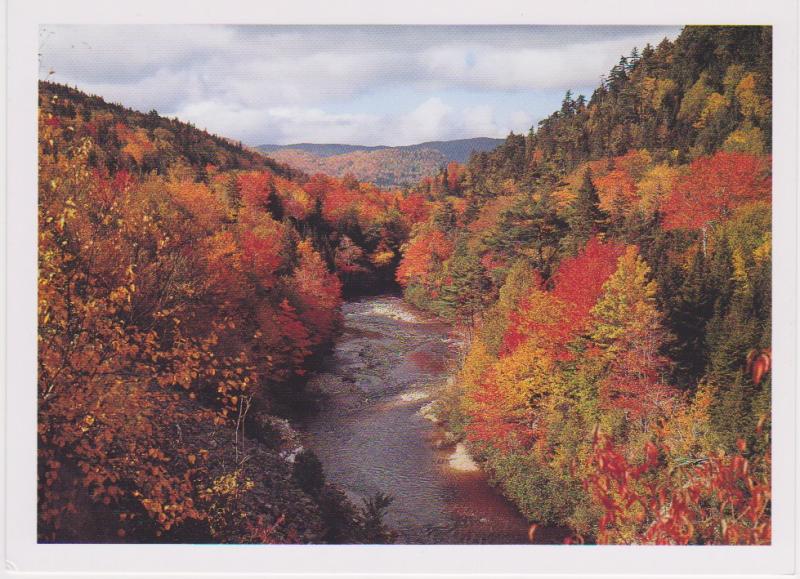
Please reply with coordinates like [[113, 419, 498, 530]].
[[256, 137, 505, 187], [256, 137, 504, 161]]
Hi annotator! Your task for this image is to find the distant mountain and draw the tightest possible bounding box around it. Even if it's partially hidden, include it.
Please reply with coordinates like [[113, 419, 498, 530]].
[[255, 137, 504, 187], [256, 143, 385, 157], [402, 138, 507, 163]]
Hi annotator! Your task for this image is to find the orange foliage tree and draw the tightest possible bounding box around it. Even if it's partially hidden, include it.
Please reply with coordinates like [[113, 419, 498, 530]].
[[395, 229, 454, 288], [662, 152, 771, 232], [37, 89, 356, 543]]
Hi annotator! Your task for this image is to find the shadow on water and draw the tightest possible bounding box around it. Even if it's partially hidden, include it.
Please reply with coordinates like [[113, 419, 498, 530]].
[[298, 295, 570, 544]]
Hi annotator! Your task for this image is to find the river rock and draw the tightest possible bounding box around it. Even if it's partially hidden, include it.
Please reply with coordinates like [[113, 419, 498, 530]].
[[399, 388, 430, 402], [448, 442, 480, 472], [418, 400, 442, 423]]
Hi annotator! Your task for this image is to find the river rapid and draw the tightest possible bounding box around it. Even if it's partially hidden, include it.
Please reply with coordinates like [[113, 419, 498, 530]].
[[300, 295, 555, 544]]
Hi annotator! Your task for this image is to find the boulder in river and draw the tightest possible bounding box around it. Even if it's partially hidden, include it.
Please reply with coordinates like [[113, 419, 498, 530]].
[[418, 400, 443, 423], [448, 442, 480, 472]]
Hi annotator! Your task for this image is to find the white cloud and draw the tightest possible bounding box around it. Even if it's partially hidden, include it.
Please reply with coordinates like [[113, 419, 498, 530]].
[[41, 25, 681, 145], [168, 97, 519, 147], [396, 98, 454, 143], [40, 25, 236, 82], [63, 67, 207, 113], [420, 31, 675, 91], [509, 110, 534, 133], [462, 105, 499, 136]]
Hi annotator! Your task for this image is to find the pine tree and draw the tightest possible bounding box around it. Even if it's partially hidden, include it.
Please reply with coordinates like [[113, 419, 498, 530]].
[[439, 238, 490, 329], [667, 249, 714, 388], [432, 200, 457, 232], [486, 192, 565, 278], [567, 168, 608, 248], [705, 243, 764, 449], [628, 47, 640, 68], [561, 90, 575, 116]]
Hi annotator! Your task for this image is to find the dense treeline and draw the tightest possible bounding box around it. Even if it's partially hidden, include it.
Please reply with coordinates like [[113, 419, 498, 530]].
[[259, 138, 504, 188], [265, 146, 450, 188], [38, 81, 420, 542], [397, 26, 772, 544], [42, 82, 298, 178]]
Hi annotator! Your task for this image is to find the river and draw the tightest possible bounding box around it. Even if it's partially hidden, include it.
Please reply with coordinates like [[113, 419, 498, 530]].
[[300, 295, 564, 544]]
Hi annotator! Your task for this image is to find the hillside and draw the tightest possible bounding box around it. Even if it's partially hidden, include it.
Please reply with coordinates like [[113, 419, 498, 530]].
[[397, 25, 772, 544], [264, 146, 447, 188], [38, 81, 425, 544], [257, 137, 504, 187], [408, 138, 507, 163]]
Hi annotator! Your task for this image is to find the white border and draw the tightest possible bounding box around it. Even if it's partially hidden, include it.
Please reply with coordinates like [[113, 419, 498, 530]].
[[4, 0, 798, 577]]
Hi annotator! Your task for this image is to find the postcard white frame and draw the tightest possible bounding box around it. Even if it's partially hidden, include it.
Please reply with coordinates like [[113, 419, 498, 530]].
[[3, 0, 798, 576]]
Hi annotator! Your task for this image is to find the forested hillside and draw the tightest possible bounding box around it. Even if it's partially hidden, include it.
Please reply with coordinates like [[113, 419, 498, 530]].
[[259, 138, 504, 187], [37, 81, 424, 543], [263, 146, 447, 188], [397, 25, 772, 544]]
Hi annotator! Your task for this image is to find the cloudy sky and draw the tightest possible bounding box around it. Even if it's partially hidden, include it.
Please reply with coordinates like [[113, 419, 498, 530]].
[[40, 25, 681, 147]]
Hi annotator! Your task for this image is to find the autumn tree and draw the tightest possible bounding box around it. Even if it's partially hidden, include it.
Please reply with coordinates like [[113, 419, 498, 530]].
[[588, 246, 675, 429], [661, 152, 770, 239]]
